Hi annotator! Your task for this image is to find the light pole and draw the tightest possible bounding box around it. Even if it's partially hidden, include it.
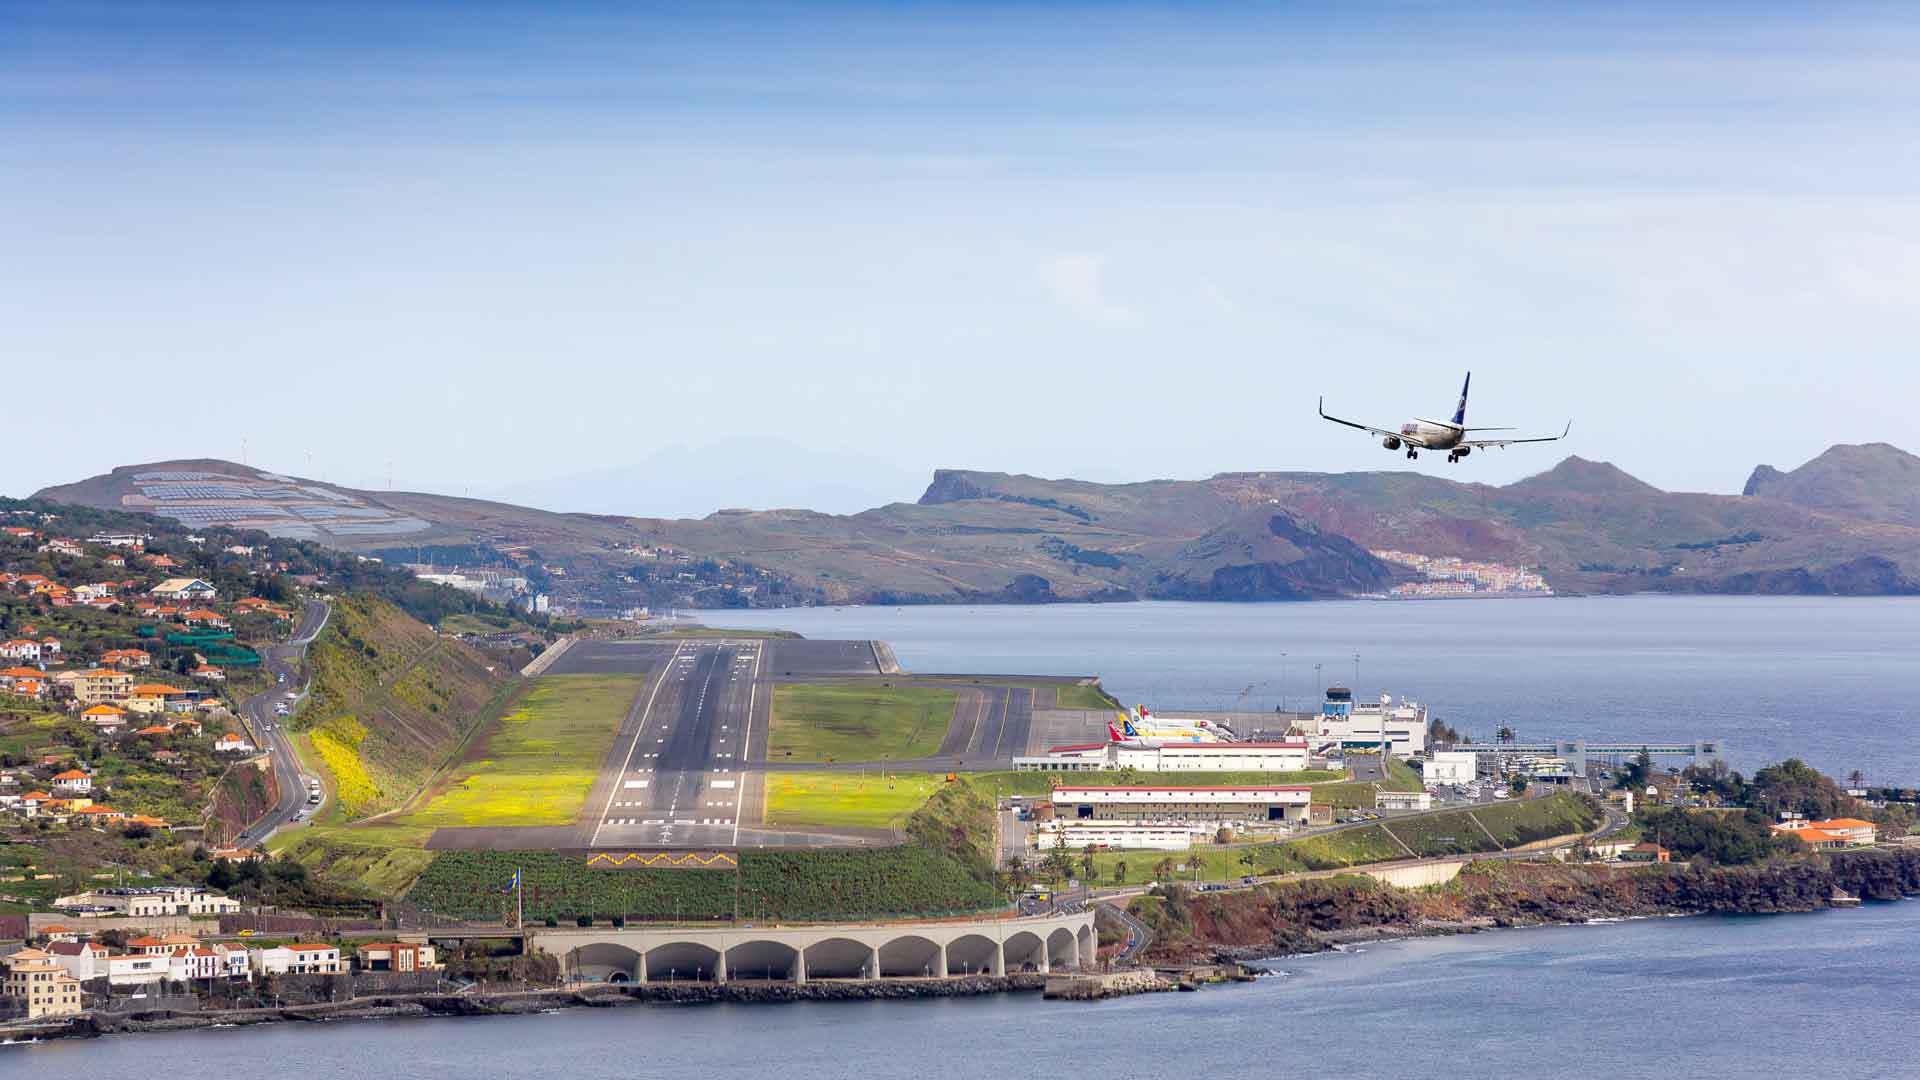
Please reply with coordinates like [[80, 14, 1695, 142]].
[[1279, 652, 1287, 713]]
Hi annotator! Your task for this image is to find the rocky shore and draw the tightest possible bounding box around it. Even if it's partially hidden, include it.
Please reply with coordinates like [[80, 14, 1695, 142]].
[[1136, 846, 1920, 965]]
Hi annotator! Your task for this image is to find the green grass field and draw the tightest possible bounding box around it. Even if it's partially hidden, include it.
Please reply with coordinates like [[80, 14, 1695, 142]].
[[763, 771, 946, 829], [1054, 684, 1121, 710], [767, 683, 958, 762], [385, 674, 643, 829], [1043, 792, 1603, 886]]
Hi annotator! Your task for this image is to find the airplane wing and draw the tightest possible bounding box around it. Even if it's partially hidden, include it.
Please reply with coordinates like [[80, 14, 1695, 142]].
[[1460, 421, 1572, 449], [1319, 398, 1431, 447]]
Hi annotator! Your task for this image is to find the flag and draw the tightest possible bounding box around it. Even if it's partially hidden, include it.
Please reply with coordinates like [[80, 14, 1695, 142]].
[[504, 867, 521, 894]]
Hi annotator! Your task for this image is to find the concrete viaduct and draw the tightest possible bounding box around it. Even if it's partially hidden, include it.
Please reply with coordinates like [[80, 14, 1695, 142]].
[[529, 910, 1096, 984]]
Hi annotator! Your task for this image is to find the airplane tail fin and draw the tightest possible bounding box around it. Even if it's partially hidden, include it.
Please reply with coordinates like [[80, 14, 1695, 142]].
[[1452, 371, 1471, 426], [1107, 721, 1124, 742]]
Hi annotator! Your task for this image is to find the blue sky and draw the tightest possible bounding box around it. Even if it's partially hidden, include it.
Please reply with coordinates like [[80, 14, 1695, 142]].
[[7, 3, 1920, 514]]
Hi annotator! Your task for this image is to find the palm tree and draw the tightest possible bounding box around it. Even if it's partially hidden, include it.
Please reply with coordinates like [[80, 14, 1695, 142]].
[[1113, 860, 1129, 884]]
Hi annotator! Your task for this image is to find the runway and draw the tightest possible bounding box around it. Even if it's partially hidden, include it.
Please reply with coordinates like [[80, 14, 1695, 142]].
[[588, 640, 766, 849]]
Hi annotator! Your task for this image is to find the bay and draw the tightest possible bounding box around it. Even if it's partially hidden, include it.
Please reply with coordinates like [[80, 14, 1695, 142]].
[[715, 595, 1920, 783]]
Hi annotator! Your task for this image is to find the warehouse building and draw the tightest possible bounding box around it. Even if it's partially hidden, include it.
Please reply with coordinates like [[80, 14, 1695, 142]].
[[1051, 784, 1315, 824], [1015, 740, 1311, 773]]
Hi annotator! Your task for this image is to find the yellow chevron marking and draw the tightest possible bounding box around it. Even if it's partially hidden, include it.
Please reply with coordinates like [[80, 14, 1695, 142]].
[[585, 851, 738, 869]]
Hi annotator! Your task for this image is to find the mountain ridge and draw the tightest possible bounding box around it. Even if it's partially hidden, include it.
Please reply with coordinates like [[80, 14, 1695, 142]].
[[31, 442, 1920, 609]]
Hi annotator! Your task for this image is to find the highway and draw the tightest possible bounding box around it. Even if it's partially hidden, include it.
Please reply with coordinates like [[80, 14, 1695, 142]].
[[232, 598, 330, 849], [589, 639, 765, 849]]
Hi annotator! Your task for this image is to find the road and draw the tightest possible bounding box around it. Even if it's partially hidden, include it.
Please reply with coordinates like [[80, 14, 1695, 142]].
[[233, 598, 330, 849], [589, 640, 765, 849]]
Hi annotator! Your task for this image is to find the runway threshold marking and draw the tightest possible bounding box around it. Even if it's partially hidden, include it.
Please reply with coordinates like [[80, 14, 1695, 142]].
[[589, 639, 686, 847]]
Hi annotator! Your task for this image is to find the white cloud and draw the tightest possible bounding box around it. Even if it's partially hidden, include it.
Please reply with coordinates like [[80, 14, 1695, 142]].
[[1037, 253, 1140, 327]]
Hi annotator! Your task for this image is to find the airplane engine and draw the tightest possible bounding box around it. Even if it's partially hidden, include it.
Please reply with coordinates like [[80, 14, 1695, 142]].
[[1381, 436, 1401, 451], [1453, 446, 1471, 457]]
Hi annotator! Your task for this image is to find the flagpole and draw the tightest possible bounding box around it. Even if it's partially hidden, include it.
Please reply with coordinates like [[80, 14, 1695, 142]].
[[515, 866, 524, 931]]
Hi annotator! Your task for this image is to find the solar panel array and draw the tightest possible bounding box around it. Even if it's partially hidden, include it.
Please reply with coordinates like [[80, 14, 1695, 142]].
[[330, 519, 431, 535], [157, 506, 294, 524], [132, 471, 224, 482]]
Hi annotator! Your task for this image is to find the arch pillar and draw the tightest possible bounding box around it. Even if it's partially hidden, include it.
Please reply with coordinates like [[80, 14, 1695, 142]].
[[793, 948, 807, 985], [637, 948, 648, 984], [991, 941, 1004, 977], [715, 947, 728, 984], [935, 943, 948, 978], [864, 945, 879, 980]]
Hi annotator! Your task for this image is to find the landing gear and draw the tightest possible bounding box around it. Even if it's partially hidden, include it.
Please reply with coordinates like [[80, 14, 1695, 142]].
[[1446, 452, 1459, 463], [1405, 449, 1418, 460]]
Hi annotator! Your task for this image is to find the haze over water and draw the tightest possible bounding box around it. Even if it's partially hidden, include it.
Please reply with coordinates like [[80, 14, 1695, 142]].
[[715, 595, 1920, 785]]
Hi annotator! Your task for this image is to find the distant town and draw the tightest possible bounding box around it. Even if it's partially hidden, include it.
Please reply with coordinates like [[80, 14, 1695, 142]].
[[1367, 550, 1554, 598]]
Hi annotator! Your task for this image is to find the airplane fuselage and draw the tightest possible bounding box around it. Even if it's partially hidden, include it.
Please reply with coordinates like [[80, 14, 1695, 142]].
[[1398, 421, 1464, 450]]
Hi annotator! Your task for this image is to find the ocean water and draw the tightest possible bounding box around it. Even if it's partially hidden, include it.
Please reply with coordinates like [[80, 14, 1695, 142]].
[[18, 904, 1919, 1077], [714, 596, 1920, 784]]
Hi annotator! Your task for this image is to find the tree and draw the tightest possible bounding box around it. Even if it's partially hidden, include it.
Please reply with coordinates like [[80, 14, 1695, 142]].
[[1617, 750, 1654, 791], [1509, 775, 1529, 796], [1215, 826, 1234, 845], [1238, 850, 1259, 875], [1004, 855, 1032, 894], [206, 858, 237, 890], [1113, 860, 1129, 884], [1848, 769, 1866, 791], [1152, 856, 1176, 882], [1496, 726, 1516, 744], [1042, 835, 1074, 884], [1079, 843, 1097, 884], [1749, 758, 1853, 820]]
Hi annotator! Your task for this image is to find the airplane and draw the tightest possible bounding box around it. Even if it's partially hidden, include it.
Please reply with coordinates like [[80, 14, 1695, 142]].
[[1318, 372, 1570, 463]]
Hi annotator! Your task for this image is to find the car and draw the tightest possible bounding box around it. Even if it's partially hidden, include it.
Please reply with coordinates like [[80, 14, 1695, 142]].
[[237, 929, 256, 937]]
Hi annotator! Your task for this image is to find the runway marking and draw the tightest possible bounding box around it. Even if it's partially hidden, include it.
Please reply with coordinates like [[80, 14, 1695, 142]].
[[710, 779, 735, 789], [624, 780, 647, 789], [589, 640, 686, 847], [734, 641, 763, 848], [586, 851, 736, 869]]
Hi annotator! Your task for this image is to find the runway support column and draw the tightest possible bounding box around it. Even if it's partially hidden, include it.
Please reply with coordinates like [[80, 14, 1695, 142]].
[[935, 944, 948, 978], [637, 949, 648, 985], [864, 945, 879, 980], [991, 941, 1005, 977], [714, 948, 727, 984], [793, 949, 807, 986]]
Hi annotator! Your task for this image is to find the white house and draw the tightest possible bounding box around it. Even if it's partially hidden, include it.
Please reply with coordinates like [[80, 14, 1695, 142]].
[[44, 941, 112, 981], [0, 639, 42, 662], [168, 946, 221, 982], [213, 733, 253, 754], [50, 769, 92, 794], [253, 944, 343, 975], [148, 578, 218, 603], [106, 953, 169, 987]]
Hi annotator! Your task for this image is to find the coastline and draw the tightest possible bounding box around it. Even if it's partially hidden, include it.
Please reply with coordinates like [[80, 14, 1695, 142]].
[[1, 974, 1050, 1045]]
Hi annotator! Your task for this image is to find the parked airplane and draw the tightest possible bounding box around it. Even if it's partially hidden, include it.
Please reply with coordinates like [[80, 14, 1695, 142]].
[[1319, 372, 1570, 463]]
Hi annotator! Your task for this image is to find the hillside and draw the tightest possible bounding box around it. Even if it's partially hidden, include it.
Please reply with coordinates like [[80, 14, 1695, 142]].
[[1743, 443, 1920, 527], [298, 593, 516, 819], [36, 442, 1920, 604]]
